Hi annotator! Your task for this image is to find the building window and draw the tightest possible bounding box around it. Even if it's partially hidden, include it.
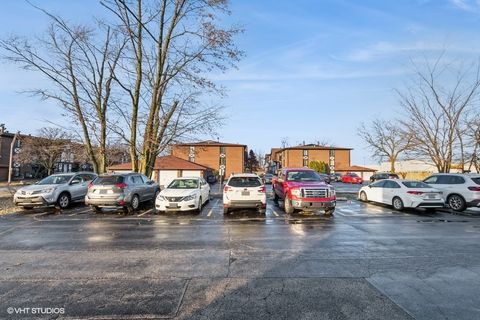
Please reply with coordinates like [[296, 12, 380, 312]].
[[189, 146, 195, 162]]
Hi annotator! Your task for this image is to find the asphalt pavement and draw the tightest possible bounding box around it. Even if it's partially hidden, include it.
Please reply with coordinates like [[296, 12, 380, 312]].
[[0, 185, 479, 319]]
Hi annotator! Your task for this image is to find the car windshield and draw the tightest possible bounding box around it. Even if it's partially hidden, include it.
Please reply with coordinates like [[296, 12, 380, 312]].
[[168, 179, 199, 189], [402, 181, 432, 188], [93, 176, 124, 185], [265, 174, 273, 178], [286, 171, 321, 182], [349, 173, 359, 177], [38, 175, 73, 185], [228, 177, 262, 187]]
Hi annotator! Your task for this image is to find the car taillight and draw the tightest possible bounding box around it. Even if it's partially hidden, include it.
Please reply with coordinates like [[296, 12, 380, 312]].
[[468, 186, 480, 191], [258, 186, 266, 193], [115, 183, 128, 189], [88, 182, 94, 189], [407, 191, 424, 195], [224, 185, 232, 192]]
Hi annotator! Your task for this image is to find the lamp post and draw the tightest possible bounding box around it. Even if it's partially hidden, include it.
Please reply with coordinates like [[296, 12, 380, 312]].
[[8, 131, 20, 184]]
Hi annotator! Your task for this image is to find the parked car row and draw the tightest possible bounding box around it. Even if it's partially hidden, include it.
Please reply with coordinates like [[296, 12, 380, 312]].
[[358, 173, 480, 212]]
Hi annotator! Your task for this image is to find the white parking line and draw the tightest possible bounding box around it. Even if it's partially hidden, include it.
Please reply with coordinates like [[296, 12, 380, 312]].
[[207, 209, 213, 217], [68, 213, 77, 216], [74, 208, 92, 214], [138, 209, 153, 217], [271, 210, 279, 217]]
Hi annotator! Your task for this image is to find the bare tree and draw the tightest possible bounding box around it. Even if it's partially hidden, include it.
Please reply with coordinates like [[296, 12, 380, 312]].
[[102, 0, 242, 176], [15, 127, 79, 176], [0, 6, 126, 174], [398, 55, 480, 172], [358, 119, 413, 173]]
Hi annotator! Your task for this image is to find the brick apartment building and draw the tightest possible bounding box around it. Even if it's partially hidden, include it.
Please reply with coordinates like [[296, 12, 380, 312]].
[[0, 125, 94, 182], [171, 140, 247, 178], [266, 143, 376, 177]]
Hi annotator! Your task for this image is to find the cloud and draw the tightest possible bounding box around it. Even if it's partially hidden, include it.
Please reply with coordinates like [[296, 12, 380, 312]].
[[339, 41, 480, 62], [450, 0, 480, 12]]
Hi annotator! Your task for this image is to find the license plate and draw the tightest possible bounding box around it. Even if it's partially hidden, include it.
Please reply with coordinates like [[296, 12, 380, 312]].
[[169, 203, 179, 208], [428, 194, 436, 199], [241, 191, 250, 196]]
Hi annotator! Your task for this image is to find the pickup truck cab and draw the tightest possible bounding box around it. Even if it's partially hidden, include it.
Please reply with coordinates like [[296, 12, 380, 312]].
[[272, 168, 336, 215]]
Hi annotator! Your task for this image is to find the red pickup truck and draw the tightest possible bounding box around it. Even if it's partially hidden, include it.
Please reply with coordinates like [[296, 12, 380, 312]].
[[272, 168, 336, 215]]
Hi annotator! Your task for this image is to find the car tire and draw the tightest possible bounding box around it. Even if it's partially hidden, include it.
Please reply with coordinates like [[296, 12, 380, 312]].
[[127, 194, 140, 213], [91, 206, 102, 213], [284, 196, 294, 215], [152, 190, 160, 203], [447, 194, 466, 212], [325, 208, 335, 216], [258, 207, 266, 215], [359, 191, 368, 202], [22, 206, 34, 210], [206, 192, 211, 203], [273, 191, 280, 204], [223, 207, 230, 215], [196, 197, 203, 213], [56, 192, 70, 210], [392, 197, 404, 211]]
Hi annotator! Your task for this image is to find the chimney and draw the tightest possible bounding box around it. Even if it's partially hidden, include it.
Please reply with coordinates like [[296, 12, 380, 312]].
[[0, 124, 5, 134]]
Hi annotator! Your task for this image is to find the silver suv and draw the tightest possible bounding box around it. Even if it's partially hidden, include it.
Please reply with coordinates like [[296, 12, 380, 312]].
[[85, 173, 160, 213], [14, 172, 98, 210]]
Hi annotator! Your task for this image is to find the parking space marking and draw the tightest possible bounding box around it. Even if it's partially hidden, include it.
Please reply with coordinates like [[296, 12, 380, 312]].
[[138, 209, 153, 217], [207, 208, 213, 217], [68, 213, 77, 216], [74, 208, 92, 215], [271, 210, 279, 217]]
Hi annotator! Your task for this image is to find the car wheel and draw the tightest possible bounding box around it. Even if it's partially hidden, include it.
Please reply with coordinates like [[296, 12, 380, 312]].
[[258, 207, 266, 215], [153, 190, 160, 202], [325, 208, 335, 216], [392, 197, 404, 211], [129, 194, 140, 212], [284, 196, 294, 215], [359, 191, 368, 202], [447, 194, 466, 212], [206, 192, 211, 203], [196, 197, 203, 213], [223, 207, 230, 215], [91, 206, 102, 214], [273, 191, 280, 204], [57, 193, 70, 209]]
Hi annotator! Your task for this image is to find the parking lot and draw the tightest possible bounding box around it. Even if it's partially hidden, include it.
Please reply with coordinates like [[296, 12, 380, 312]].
[[1, 185, 480, 319]]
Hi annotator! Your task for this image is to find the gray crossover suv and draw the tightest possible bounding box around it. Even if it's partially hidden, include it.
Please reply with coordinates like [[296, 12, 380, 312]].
[[14, 172, 98, 210], [85, 173, 160, 213]]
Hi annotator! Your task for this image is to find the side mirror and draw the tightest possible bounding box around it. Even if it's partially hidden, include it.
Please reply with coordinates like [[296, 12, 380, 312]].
[[71, 179, 81, 185], [368, 185, 372, 188], [147, 180, 154, 185]]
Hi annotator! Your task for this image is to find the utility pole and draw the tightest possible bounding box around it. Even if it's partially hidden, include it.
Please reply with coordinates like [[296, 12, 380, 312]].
[[8, 131, 20, 184]]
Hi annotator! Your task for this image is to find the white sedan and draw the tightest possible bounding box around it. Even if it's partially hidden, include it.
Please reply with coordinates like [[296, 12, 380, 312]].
[[358, 179, 444, 211], [155, 177, 210, 213]]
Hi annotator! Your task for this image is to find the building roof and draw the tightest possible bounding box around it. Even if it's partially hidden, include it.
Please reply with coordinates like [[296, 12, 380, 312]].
[[108, 155, 211, 171], [282, 144, 353, 151], [173, 140, 247, 147], [336, 165, 377, 172]]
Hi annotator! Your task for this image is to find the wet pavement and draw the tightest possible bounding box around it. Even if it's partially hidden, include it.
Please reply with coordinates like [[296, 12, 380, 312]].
[[1, 186, 480, 319]]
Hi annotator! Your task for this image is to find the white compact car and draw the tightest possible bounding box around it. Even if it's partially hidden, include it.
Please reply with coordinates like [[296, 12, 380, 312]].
[[358, 179, 444, 211], [223, 173, 266, 214], [155, 177, 210, 213], [423, 173, 480, 212]]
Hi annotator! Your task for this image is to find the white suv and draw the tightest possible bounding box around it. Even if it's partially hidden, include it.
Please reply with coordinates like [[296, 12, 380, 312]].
[[423, 173, 480, 211], [223, 173, 266, 214]]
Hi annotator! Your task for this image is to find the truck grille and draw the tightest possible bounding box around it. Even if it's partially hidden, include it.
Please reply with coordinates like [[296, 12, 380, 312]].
[[302, 188, 328, 198]]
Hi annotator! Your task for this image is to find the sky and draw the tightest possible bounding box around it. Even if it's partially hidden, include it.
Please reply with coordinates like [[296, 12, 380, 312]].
[[1, 0, 480, 165]]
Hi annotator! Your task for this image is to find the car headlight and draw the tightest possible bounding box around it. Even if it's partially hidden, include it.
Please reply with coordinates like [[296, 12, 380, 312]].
[[290, 189, 302, 197], [329, 188, 336, 197], [40, 187, 56, 194], [182, 194, 196, 201], [157, 194, 167, 201]]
